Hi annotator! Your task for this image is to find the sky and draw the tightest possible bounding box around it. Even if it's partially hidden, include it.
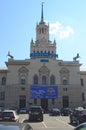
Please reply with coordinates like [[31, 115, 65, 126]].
[[0, 0, 86, 70]]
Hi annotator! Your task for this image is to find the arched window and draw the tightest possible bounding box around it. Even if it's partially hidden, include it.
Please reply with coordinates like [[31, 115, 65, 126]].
[[39, 28, 41, 34], [63, 77, 67, 85], [21, 76, 26, 85], [50, 75, 55, 85], [1, 77, 6, 85], [33, 75, 38, 84], [42, 76, 46, 85]]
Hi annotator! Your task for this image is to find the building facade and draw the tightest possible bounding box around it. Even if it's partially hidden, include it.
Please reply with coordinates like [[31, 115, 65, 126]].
[[0, 5, 86, 110]]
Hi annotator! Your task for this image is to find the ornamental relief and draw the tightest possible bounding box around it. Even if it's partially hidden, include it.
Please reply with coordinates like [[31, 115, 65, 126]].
[[39, 64, 50, 75], [18, 66, 29, 76]]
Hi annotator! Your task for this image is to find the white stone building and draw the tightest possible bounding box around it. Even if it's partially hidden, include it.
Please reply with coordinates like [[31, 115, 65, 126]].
[[0, 4, 86, 110]]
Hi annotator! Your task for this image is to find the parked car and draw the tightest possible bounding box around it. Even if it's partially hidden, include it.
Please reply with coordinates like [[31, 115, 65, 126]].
[[70, 109, 86, 125], [29, 106, 44, 121], [1, 110, 19, 122], [61, 107, 73, 116], [19, 108, 28, 114], [0, 122, 33, 130], [49, 108, 61, 116], [74, 122, 86, 130], [9, 108, 19, 114]]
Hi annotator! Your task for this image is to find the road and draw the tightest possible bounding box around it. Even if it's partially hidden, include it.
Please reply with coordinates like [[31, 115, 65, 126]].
[[19, 114, 76, 130]]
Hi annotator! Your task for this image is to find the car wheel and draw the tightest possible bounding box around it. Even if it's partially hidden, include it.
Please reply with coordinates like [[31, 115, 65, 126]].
[[40, 117, 43, 121]]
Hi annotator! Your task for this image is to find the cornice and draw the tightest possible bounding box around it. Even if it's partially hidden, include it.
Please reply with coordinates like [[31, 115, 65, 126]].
[[58, 60, 82, 67], [5, 60, 30, 66]]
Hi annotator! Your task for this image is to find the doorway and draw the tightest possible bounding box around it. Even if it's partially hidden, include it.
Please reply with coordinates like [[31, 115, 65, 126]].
[[41, 98, 48, 112], [62, 96, 69, 108], [19, 95, 26, 108]]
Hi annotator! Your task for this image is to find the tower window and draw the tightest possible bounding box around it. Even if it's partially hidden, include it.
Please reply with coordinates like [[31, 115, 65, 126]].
[[45, 28, 47, 33], [42, 28, 44, 33], [39, 28, 41, 34]]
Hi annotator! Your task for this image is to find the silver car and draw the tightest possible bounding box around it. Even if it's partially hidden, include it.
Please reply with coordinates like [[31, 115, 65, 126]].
[[0, 122, 33, 130], [2, 110, 19, 122]]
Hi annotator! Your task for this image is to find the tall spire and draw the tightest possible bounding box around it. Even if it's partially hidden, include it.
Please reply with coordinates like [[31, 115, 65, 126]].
[[40, 2, 44, 23]]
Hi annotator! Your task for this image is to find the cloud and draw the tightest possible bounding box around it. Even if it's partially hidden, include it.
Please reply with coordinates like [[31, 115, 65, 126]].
[[49, 21, 74, 39]]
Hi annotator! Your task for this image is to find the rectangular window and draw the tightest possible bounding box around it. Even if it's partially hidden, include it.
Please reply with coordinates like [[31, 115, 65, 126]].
[[21, 79, 26, 85], [82, 93, 85, 101], [63, 88, 67, 91], [62, 96, 69, 108], [0, 92, 5, 100], [80, 78, 84, 86], [63, 80, 67, 85]]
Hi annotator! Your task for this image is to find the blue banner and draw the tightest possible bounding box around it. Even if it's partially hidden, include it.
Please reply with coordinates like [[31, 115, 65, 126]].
[[30, 86, 58, 99], [30, 52, 58, 58]]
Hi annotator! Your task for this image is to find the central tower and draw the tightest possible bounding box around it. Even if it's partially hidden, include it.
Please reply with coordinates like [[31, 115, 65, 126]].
[[36, 2, 49, 43], [30, 3, 58, 59]]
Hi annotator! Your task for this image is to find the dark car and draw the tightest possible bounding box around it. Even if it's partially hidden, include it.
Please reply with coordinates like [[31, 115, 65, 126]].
[[29, 106, 43, 121], [49, 108, 61, 116], [0, 122, 33, 130], [70, 109, 86, 125], [61, 108, 73, 116]]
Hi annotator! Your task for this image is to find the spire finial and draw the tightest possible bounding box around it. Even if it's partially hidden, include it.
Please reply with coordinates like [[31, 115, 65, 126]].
[[41, 2, 44, 23]]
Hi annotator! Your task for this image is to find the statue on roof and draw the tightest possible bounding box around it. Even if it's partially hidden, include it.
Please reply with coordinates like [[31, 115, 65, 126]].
[[73, 53, 80, 61], [7, 51, 14, 59]]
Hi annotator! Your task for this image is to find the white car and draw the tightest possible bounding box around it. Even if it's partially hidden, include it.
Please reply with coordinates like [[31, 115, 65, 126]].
[[2, 110, 19, 122]]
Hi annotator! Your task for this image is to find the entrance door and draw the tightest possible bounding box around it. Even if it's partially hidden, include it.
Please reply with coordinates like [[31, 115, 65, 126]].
[[19, 95, 26, 108], [41, 99, 48, 112], [62, 96, 69, 108]]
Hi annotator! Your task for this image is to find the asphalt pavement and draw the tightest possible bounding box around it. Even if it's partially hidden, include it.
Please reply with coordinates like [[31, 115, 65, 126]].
[[19, 114, 76, 130]]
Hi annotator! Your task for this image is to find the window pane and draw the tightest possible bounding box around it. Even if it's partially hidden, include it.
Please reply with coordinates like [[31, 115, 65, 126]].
[[42, 76, 46, 85], [81, 78, 84, 86], [2, 77, 6, 85], [63, 79, 67, 85], [33, 75, 38, 84], [21, 79, 26, 84], [50, 75, 55, 85]]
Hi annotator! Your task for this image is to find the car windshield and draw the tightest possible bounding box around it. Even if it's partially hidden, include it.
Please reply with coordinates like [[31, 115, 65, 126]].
[[53, 108, 59, 111], [30, 108, 41, 112]]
